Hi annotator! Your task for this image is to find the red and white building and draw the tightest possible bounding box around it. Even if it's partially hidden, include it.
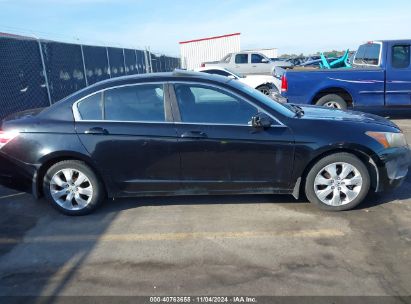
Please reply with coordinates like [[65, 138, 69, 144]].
[[179, 33, 241, 70]]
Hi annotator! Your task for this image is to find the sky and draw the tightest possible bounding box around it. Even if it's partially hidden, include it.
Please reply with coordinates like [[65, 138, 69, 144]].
[[0, 0, 410, 57]]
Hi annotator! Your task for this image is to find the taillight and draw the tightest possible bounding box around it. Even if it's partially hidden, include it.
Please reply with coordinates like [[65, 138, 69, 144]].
[[281, 75, 288, 92], [200, 63, 205, 67], [0, 130, 19, 149]]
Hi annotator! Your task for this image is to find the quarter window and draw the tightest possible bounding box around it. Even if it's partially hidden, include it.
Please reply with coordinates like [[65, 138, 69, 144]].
[[392, 45, 410, 68], [235, 54, 248, 64], [77, 92, 103, 120], [174, 84, 258, 125]]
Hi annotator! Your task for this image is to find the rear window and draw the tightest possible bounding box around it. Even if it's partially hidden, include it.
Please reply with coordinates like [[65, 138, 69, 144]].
[[203, 69, 231, 77], [354, 43, 381, 66]]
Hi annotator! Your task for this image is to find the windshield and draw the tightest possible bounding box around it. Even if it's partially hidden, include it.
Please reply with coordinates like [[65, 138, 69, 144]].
[[229, 80, 295, 118], [354, 43, 381, 66]]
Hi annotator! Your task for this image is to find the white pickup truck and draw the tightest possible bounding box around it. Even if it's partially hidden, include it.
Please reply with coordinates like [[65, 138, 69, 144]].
[[195, 66, 281, 98], [201, 52, 291, 75]]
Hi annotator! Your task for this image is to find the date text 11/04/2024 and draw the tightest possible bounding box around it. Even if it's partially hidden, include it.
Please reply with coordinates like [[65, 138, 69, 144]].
[[149, 296, 257, 303]]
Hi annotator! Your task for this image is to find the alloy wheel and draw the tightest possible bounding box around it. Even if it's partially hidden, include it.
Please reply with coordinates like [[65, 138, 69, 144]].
[[260, 88, 270, 95], [324, 101, 342, 109], [50, 168, 93, 210], [314, 162, 363, 206]]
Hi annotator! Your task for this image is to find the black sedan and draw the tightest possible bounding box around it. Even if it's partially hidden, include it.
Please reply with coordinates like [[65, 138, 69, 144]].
[[0, 71, 410, 215]]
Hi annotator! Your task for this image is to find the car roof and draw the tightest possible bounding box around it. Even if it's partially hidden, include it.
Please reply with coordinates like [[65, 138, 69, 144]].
[[87, 69, 229, 88], [365, 39, 411, 44], [74, 69, 232, 95], [38, 70, 232, 121]]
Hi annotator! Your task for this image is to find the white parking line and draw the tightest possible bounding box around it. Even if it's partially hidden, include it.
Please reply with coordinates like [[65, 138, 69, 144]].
[[0, 192, 26, 200]]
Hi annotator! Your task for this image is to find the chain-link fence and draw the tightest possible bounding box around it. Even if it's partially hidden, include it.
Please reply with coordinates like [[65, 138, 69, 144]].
[[0, 33, 181, 119]]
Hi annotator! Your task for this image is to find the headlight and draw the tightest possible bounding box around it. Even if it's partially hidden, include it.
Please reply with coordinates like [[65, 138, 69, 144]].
[[366, 131, 407, 148]]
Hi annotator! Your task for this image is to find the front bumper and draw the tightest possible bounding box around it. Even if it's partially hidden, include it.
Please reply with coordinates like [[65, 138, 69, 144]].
[[376, 146, 411, 191]]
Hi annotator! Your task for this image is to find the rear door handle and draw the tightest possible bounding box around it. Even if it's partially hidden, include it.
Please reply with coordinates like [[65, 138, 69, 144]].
[[85, 127, 109, 135], [180, 131, 207, 139]]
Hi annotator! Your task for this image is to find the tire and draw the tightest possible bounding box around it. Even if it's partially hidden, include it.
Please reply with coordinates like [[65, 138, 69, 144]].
[[305, 153, 370, 211], [315, 94, 347, 110], [43, 160, 104, 216], [257, 85, 272, 96]]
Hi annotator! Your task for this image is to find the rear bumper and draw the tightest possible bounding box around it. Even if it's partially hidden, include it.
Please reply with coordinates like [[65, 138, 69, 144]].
[[0, 152, 34, 194], [376, 146, 411, 191]]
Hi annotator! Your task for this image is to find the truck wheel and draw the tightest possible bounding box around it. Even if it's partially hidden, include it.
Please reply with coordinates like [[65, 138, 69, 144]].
[[316, 94, 347, 109], [257, 85, 272, 96], [305, 153, 370, 211]]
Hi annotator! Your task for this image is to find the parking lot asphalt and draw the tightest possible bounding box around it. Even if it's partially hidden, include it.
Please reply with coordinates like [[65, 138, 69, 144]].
[[0, 119, 410, 297]]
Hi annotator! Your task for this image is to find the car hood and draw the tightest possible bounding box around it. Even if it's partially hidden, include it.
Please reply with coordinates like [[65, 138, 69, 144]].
[[298, 105, 398, 129]]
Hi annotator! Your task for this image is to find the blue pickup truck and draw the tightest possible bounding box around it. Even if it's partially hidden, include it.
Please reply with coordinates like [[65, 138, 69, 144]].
[[280, 40, 411, 111]]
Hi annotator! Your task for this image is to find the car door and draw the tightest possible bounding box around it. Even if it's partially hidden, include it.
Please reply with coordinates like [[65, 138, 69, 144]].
[[74, 82, 181, 195], [232, 53, 249, 75], [170, 82, 295, 193], [250, 53, 272, 74], [386, 44, 411, 106]]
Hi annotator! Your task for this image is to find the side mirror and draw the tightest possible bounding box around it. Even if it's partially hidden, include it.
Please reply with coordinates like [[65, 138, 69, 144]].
[[227, 75, 237, 80], [261, 58, 269, 63], [251, 113, 272, 129]]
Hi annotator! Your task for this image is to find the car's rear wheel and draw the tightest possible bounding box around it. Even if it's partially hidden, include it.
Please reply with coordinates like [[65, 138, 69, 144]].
[[305, 153, 370, 211], [316, 94, 347, 109], [43, 160, 103, 215]]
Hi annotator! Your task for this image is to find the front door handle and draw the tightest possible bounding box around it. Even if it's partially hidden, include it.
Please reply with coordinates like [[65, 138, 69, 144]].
[[180, 131, 207, 139], [85, 127, 109, 135]]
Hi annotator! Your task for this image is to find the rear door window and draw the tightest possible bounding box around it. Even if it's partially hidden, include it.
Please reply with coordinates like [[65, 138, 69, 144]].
[[104, 84, 165, 122], [235, 54, 248, 64], [77, 84, 166, 122], [392, 45, 410, 68]]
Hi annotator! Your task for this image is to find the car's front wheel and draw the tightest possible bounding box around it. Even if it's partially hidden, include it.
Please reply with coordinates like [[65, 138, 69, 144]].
[[43, 160, 104, 215], [257, 85, 273, 96], [305, 153, 370, 211]]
